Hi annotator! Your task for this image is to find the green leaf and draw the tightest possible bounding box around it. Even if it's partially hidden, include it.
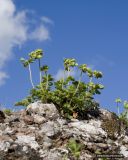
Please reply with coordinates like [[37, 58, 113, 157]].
[[124, 101, 128, 109], [93, 70, 103, 78], [79, 64, 87, 72], [115, 98, 122, 103], [40, 65, 49, 72], [18, 49, 104, 120]]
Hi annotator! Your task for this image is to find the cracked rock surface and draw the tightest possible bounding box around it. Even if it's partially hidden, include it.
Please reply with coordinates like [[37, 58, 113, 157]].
[[0, 102, 128, 160]]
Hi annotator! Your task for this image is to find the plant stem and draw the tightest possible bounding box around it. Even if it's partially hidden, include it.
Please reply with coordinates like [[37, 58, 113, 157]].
[[62, 69, 65, 90], [67, 67, 70, 77], [46, 73, 48, 90], [69, 71, 82, 105], [28, 64, 34, 88], [67, 67, 70, 86], [74, 71, 82, 95], [38, 59, 42, 84], [117, 103, 120, 116]]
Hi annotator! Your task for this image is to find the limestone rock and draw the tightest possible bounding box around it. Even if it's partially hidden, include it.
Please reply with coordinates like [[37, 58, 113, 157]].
[[15, 135, 40, 150], [0, 103, 127, 159], [27, 102, 59, 119]]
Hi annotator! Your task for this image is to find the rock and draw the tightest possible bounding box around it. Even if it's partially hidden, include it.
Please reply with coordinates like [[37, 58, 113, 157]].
[[27, 102, 59, 119], [15, 135, 40, 150], [125, 127, 128, 136], [33, 114, 46, 124], [96, 143, 109, 149], [3, 127, 15, 135], [68, 120, 107, 137], [43, 150, 62, 160], [0, 110, 5, 123], [120, 145, 128, 157], [0, 141, 10, 151], [40, 120, 60, 137], [0, 135, 13, 142], [23, 115, 34, 125], [99, 108, 116, 120], [0, 103, 128, 159], [42, 136, 52, 149]]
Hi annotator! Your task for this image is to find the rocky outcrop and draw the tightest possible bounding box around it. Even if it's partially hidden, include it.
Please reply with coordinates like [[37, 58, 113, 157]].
[[0, 101, 128, 160]]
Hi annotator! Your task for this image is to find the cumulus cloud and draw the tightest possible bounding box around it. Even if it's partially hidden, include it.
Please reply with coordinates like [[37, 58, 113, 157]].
[[30, 25, 50, 41], [0, 0, 27, 68], [55, 69, 77, 81], [30, 16, 53, 41], [0, 0, 52, 86]]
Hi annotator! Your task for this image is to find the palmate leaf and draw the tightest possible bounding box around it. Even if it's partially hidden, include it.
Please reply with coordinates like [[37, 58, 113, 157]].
[[20, 58, 29, 67], [79, 64, 87, 73], [93, 70, 103, 78], [86, 67, 93, 77], [64, 58, 78, 71], [40, 65, 49, 72], [29, 49, 43, 60]]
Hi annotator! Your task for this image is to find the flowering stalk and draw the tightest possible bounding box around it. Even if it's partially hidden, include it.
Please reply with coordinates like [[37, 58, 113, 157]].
[[28, 64, 35, 88]]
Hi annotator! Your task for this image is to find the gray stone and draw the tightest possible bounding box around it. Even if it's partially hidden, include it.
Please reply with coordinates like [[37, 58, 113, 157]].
[[0, 103, 128, 159], [27, 102, 59, 119], [33, 114, 46, 124], [15, 135, 40, 150]]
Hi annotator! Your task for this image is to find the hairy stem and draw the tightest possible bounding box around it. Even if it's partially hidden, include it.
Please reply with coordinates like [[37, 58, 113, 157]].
[[117, 103, 120, 116], [28, 64, 34, 88], [38, 59, 42, 84]]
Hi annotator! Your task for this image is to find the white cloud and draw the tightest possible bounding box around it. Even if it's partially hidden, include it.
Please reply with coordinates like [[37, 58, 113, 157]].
[[55, 69, 77, 81], [0, 0, 27, 68], [30, 25, 50, 41], [41, 16, 53, 24], [0, 0, 52, 86], [0, 71, 9, 86], [30, 16, 53, 41]]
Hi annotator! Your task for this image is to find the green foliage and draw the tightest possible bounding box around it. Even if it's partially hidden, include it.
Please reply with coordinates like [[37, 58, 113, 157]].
[[115, 98, 122, 103], [115, 98, 128, 126], [115, 98, 122, 116], [3, 109, 12, 116], [15, 49, 104, 119], [67, 138, 83, 159], [20, 49, 43, 67]]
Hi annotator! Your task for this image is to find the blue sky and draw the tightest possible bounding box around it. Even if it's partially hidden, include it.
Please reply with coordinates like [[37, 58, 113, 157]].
[[0, 0, 128, 113]]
